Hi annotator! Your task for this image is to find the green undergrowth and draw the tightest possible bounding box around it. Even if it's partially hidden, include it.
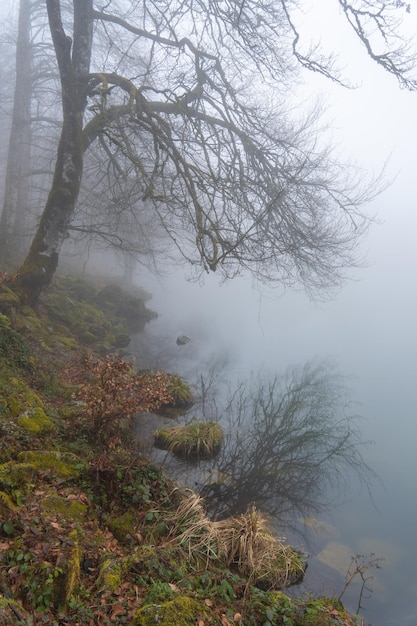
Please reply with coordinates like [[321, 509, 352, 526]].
[[0, 272, 363, 625]]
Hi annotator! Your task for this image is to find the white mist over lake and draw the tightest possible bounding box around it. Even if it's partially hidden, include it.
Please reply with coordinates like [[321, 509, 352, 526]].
[[133, 36, 417, 622]]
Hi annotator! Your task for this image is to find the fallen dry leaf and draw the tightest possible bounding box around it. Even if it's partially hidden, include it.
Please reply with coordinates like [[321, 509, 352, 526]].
[[111, 603, 126, 617]]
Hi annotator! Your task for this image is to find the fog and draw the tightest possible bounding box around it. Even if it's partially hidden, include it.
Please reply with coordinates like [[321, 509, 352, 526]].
[[2, 0, 416, 622], [130, 19, 417, 624]]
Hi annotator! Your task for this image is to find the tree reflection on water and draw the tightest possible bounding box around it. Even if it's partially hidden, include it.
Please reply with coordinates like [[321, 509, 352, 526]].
[[198, 360, 376, 525]]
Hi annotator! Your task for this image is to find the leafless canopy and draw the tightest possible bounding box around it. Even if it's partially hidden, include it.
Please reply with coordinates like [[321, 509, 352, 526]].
[[76, 0, 398, 294], [7, 1, 417, 302]]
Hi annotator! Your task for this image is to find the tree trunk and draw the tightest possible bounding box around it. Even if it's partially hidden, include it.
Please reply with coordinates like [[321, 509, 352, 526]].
[[0, 0, 32, 265], [14, 0, 93, 306]]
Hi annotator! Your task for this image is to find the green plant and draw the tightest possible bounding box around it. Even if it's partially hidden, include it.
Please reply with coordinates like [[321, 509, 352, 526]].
[[0, 314, 32, 370], [166, 375, 194, 408], [0, 547, 64, 610], [144, 580, 177, 605], [250, 588, 296, 626]]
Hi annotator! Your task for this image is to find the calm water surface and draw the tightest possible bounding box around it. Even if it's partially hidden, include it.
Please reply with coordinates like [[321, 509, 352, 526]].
[[133, 184, 417, 624]]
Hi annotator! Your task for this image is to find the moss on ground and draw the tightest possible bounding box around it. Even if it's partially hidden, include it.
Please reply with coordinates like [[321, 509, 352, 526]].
[[17, 450, 83, 478], [133, 596, 209, 626], [0, 273, 364, 626]]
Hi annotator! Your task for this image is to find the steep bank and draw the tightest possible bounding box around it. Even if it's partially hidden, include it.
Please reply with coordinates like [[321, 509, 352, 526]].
[[0, 273, 362, 625]]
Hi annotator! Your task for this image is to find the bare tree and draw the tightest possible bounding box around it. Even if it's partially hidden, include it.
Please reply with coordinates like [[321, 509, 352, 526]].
[[199, 361, 376, 524], [0, 0, 64, 265], [4, 0, 415, 306], [0, 0, 32, 262]]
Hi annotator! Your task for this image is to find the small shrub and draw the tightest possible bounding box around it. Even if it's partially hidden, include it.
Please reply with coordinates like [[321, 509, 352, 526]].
[[76, 355, 174, 446]]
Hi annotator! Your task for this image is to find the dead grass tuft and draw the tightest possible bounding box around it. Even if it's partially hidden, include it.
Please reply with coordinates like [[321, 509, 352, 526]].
[[154, 421, 223, 459], [165, 492, 304, 589]]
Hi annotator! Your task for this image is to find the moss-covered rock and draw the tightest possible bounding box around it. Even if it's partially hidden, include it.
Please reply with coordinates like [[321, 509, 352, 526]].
[[133, 595, 208, 626], [17, 450, 83, 478], [96, 555, 133, 593], [0, 375, 43, 418], [41, 275, 155, 349], [52, 529, 81, 611], [129, 545, 188, 585], [17, 406, 55, 434], [1, 460, 38, 485], [95, 283, 156, 333], [107, 509, 137, 545], [41, 495, 88, 522]]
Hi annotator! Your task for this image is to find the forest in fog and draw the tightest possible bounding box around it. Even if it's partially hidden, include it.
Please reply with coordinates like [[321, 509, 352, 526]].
[[0, 1, 415, 306], [0, 3, 416, 624]]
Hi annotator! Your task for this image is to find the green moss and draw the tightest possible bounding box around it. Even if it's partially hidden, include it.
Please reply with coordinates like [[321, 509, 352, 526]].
[[96, 555, 133, 593], [0, 375, 43, 417], [41, 495, 88, 522], [107, 510, 136, 545], [78, 331, 98, 345], [95, 283, 156, 333], [59, 402, 84, 419], [299, 597, 358, 626], [250, 589, 297, 625], [17, 406, 55, 433], [143, 580, 177, 605], [53, 335, 80, 349], [52, 529, 81, 611], [133, 595, 208, 626], [16, 306, 43, 333], [0, 316, 32, 370], [0, 461, 39, 488], [0, 284, 20, 313], [17, 450, 83, 478], [129, 545, 188, 585]]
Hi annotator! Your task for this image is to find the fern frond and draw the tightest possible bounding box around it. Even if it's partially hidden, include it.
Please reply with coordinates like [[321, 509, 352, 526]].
[[0, 490, 19, 511]]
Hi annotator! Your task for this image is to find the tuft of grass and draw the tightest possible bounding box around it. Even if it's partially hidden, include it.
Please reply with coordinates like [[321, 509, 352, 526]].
[[154, 421, 223, 460], [166, 375, 194, 408], [165, 491, 304, 590]]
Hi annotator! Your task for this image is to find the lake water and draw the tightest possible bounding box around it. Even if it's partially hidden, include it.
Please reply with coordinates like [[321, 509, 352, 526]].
[[132, 172, 417, 624]]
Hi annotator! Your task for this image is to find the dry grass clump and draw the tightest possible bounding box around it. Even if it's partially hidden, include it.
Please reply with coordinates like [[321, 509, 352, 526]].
[[165, 491, 305, 589], [154, 421, 223, 460]]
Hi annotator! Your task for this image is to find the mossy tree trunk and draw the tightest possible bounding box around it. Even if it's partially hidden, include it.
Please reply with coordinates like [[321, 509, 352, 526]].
[[14, 0, 93, 306]]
